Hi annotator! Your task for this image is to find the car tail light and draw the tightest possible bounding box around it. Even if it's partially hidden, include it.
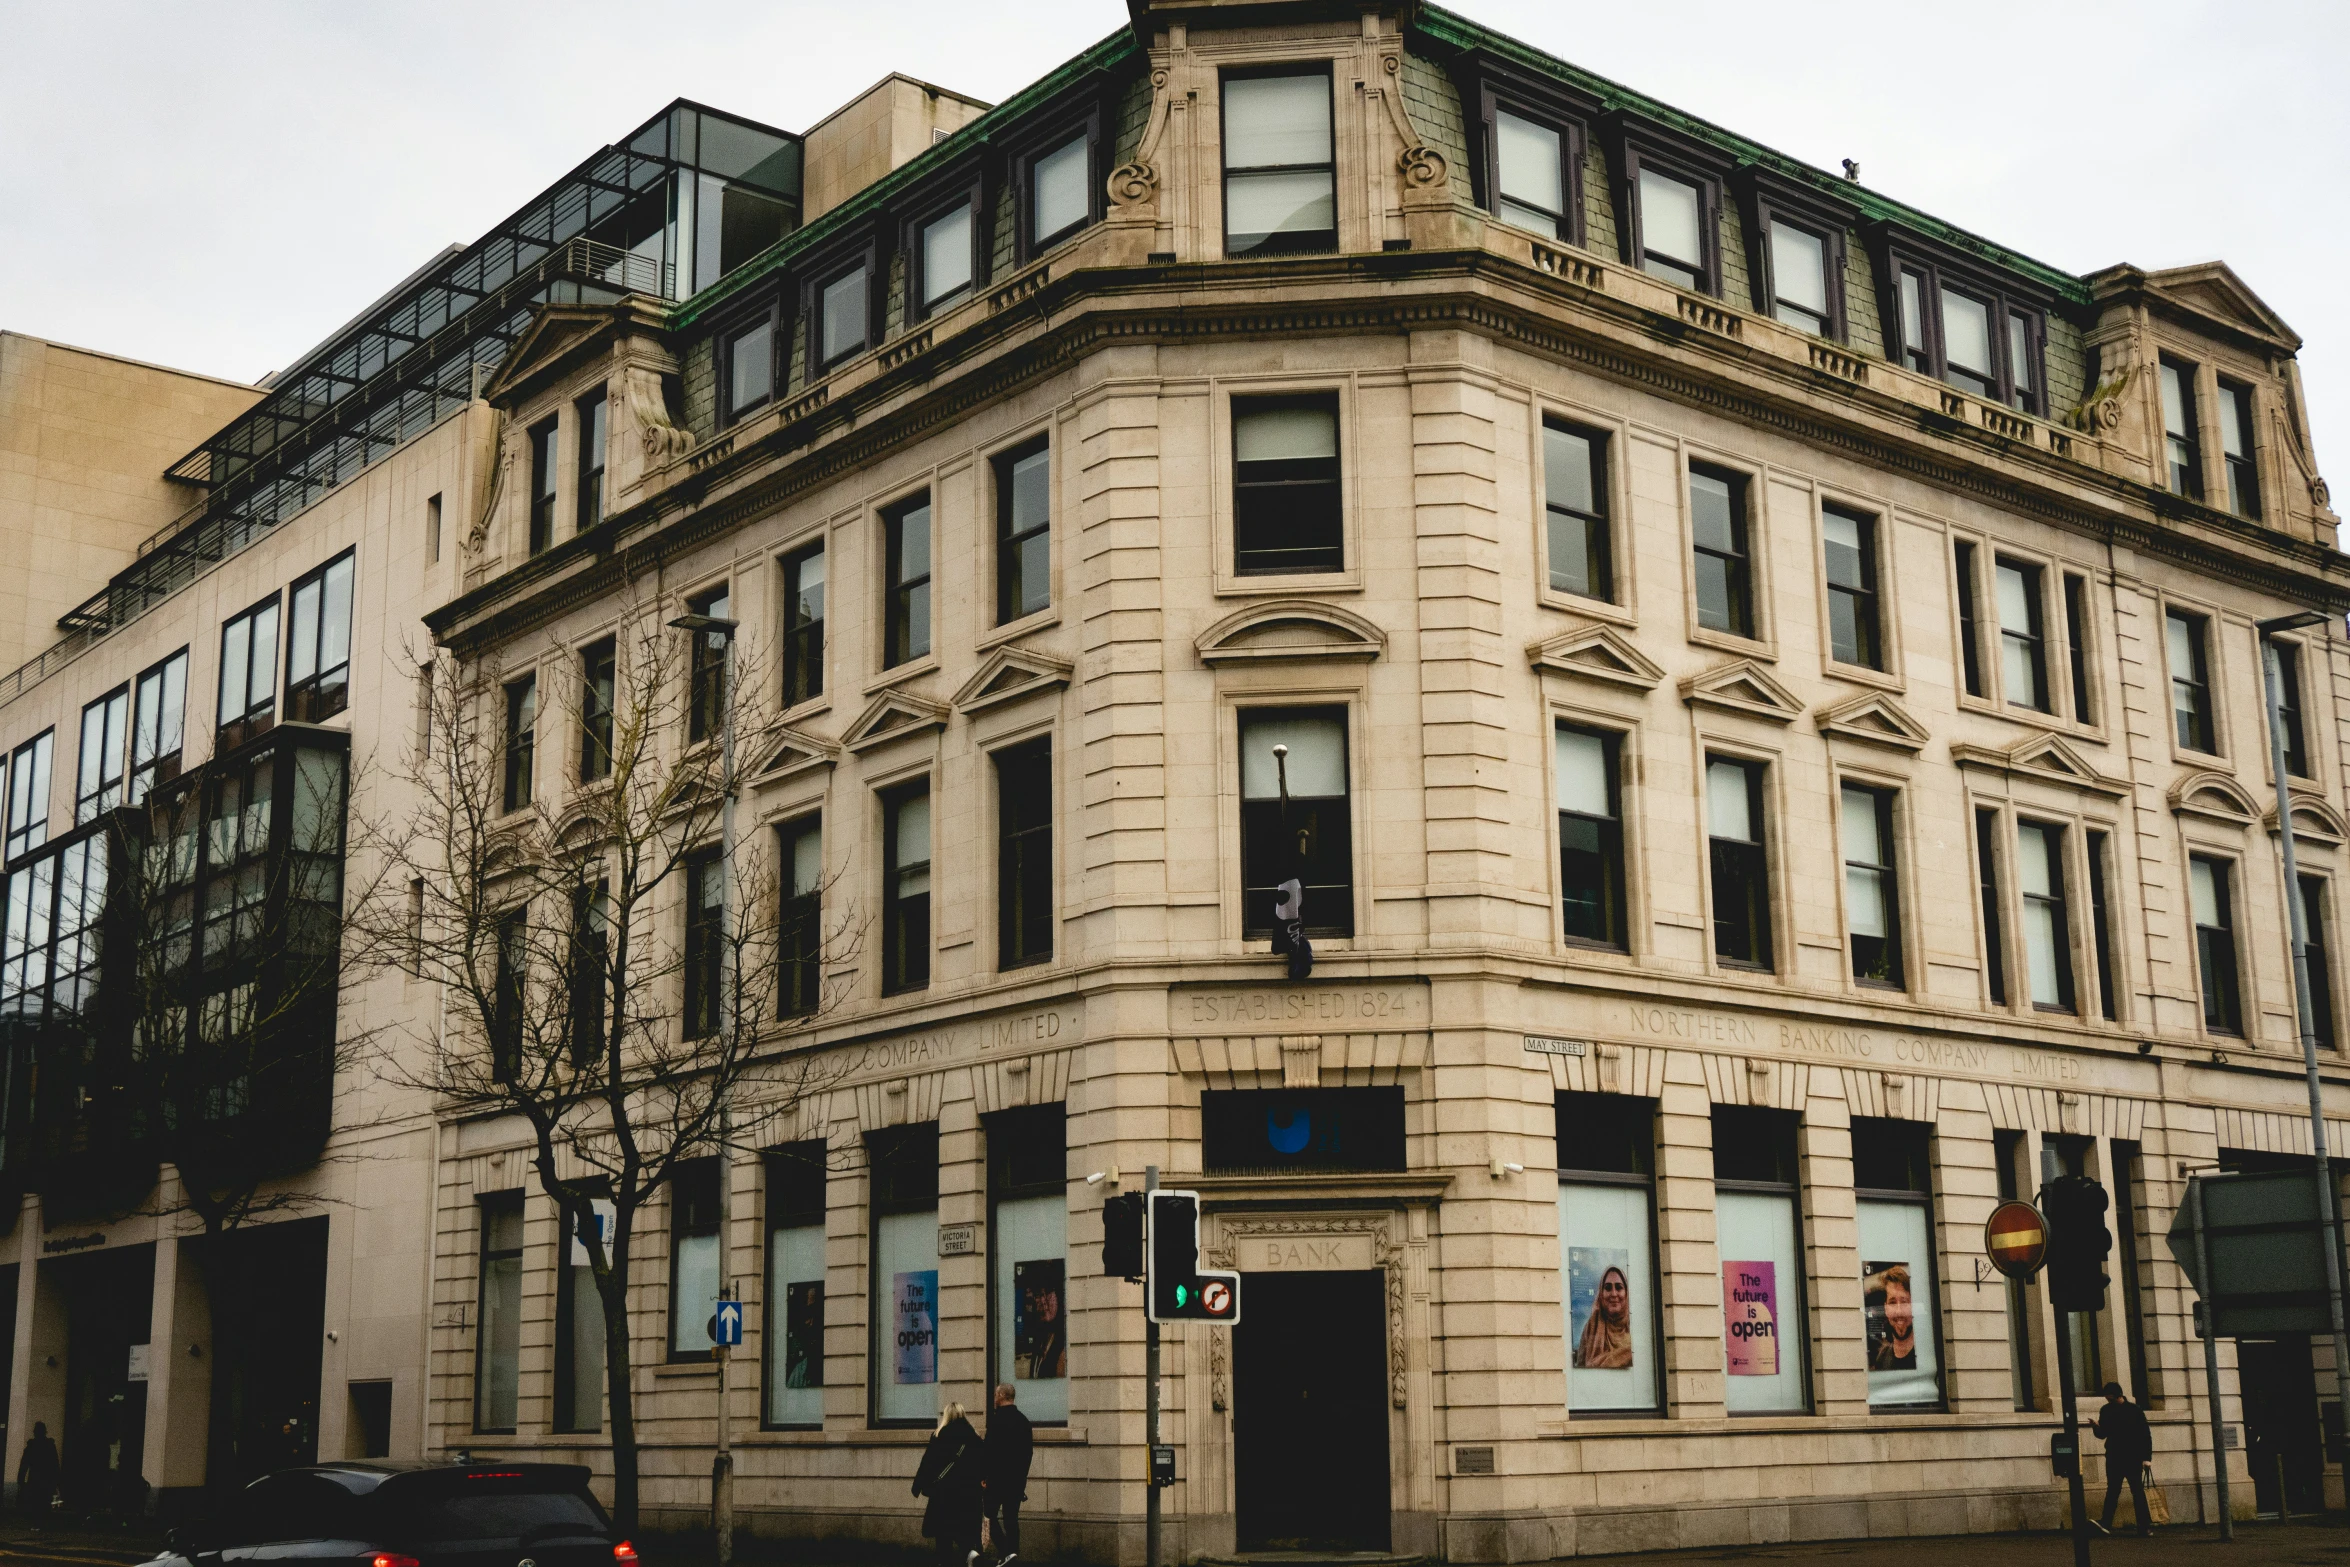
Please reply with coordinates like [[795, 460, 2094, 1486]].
[[613, 1544, 639, 1564], [372, 1555, 422, 1567]]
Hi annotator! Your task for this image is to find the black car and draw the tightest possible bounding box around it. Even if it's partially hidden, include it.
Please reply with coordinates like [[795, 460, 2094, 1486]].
[[160, 1461, 635, 1567]]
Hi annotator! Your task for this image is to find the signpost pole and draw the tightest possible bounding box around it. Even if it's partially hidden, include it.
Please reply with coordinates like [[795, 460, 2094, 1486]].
[[2191, 1177, 2233, 1540], [2051, 1302, 2093, 1567], [1146, 1164, 1161, 1567], [2259, 623, 2350, 1453]]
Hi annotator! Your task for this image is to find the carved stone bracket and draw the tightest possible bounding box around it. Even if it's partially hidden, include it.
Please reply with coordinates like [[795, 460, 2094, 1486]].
[[1108, 67, 1174, 215], [625, 363, 694, 461], [465, 419, 513, 557], [1378, 55, 1447, 189]]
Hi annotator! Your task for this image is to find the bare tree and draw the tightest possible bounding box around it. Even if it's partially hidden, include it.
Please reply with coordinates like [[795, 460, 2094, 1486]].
[[348, 596, 859, 1528]]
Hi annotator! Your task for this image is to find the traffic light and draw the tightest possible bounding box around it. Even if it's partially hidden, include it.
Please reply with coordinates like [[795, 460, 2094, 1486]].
[[1145, 1189, 1242, 1323], [2041, 1174, 2112, 1312], [1103, 1192, 1145, 1280]]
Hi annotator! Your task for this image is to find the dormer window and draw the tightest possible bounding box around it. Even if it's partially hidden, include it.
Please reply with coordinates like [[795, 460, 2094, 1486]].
[[1027, 130, 1093, 254], [723, 308, 777, 423], [1737, 172, 1854, 342], [1635, 168, 1707, 290], [1496, 111, 1570, 239], [1222, 68, 1335, 258], [818, 264, 869, 367], [913, 195, 978, 318], [1885, 246, 2047, 414]]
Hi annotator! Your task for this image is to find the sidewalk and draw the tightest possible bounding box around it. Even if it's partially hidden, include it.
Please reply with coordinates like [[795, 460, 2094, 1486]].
[[1545, 1518, 2350, 1567]]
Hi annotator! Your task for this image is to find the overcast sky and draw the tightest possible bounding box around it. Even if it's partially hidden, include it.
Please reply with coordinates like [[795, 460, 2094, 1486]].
[[3, 0, 2343, 464]]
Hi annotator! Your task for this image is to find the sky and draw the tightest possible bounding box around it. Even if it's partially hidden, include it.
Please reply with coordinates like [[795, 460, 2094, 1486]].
[[3, 0, 2345, 461]]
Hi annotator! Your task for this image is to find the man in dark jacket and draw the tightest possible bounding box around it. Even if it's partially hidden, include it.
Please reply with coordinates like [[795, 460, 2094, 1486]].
[[15, 1421, 58, 1523], [2091, 1381, 2153, 1536], [985, 1383, 1036, 1565]]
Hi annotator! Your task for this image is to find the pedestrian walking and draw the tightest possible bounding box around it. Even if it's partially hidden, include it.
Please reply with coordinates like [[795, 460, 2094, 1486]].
[[2090, 1381, 2153, 1537], [913, 1401, 985, 1567], [14, 1421, 58, 1522], [985, 1382, 1036, 1565]]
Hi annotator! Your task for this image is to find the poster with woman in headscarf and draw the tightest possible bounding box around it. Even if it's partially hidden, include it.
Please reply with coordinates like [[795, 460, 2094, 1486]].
[[1569, 1247, 1634, 1369]]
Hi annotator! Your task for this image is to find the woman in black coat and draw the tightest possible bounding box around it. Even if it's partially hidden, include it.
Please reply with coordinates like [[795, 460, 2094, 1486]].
[[913, 1401, 986, 1567]]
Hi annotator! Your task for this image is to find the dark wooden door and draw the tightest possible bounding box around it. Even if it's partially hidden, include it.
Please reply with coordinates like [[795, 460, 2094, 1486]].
[[1233, 1269, 1391, 1551]]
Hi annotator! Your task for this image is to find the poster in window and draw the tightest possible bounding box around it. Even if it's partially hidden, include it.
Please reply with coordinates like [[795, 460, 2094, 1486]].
[[1722, 1260, 1779, 1376], [1863, 1259, 1916, 1370], [1568, 1247, 1633, 1369], [1859, 1199, 1941, 1406], [784, 1280, 824, 1388], [893, 1269, 939, 1385], [1014, 1258, 1067, 1380]]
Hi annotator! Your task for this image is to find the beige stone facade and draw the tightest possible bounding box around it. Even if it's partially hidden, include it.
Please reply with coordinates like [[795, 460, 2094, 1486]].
[[5, 0, 2349, 1555]]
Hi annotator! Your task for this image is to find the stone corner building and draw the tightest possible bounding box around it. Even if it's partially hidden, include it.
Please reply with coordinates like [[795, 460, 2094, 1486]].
[[2, 0, 2345, 1553]]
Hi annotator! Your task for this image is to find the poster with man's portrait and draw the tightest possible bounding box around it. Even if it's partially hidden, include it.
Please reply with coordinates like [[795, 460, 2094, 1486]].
[[1568, 1247, 1634, 1370], [784, 1281, 823, 1388], [1014, 1258, 1067, 1380], [1863, 1259, 1918, 1371]]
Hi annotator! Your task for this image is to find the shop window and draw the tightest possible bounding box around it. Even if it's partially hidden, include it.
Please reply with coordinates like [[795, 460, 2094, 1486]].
[[1557, 1092, 1662, 1414], [670, 1158, 722, 1362], [869, 1123, 941, 1426], [990, 1104, 1069, 1423], [1853, 1118, 1942, 1410], [285, 550, 356, 723], [2113, 1141, 2152, 1401], [765, 1142, 827, 1428], [1202, 1087, 1405, 1173], [474, 1192, 523, 1432], [1222, 68, 1335, 257], [1543, 420, 1612, 602], [1712, 1105, 1807, 1413], [1555, 724, 1626, 949], [1995, 1129, 2036, 1409], [1238, 708, 1352, 938], [1232, 395, 1342, 576]]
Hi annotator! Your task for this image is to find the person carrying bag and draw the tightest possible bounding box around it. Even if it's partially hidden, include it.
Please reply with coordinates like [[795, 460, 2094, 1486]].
[[913, 1402, 986, 1567]]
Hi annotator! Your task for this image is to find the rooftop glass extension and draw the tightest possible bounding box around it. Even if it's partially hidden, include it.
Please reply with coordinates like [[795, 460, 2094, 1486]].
[[62, 102, 800, 643]]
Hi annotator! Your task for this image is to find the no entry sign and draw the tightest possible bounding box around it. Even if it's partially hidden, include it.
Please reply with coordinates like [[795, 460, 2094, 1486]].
[[1984, 1200, 2049, 1279]]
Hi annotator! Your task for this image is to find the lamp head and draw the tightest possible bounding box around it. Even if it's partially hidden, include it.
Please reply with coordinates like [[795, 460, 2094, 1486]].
[[668, 613, 739, 635]]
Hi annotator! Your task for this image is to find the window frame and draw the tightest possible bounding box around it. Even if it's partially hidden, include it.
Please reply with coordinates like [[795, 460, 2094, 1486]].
[[128, 647, 190, 805], [1555, 1091, 1665, 1417], [2164, 605, 2219, 757], [580, 637, 617, 784], [986, 1103, 1072, 1424], [3, 730, 51, 859], [1839, 781, 1904, 989], [1554, 721, 1628, 952], [1736, 169, 1855, 343], [1009, 106, 1105, 265], [882, 779, 933, 995], [1604, 114, 1731, 297], [2273, 636, 2311, 780], [1704, 753, 1774, 973], [502, 673, 537, 815], [778, 814, 823, 1018], [901, 163, 988, 325], [994, 434, 1053, 626], [1876, 235, 2051, 415], [1474, 74, 1591, 245], [682, 845, 723, 1040], [1993, 554, 2051, 715], [2015, 818, 2078, 1014], [1710, 1105, 1811, 1414], [995, 738, 1054, 971], [1219, 63, 1339, 259], [74, 683, 129, 825], [1229, 390, 1346, 579], [1953, 538, 1988, 701], [283, 548, 357, 724], [1237, 704, 1356, 941], [1975, 806, 2009, 1007], [1687, 459, 1759, 644], [779, 538, 827, 710], [2189, 851, 2245, 1035], [867, 1123, 942, 1427], [473, 1191, 525, 1434], [2217, 377, 2263, 520], [686, 583, 732, 746], [576, 386, 609, 533], [763, 1141, 828, 1430], [1852, 1118, 1947, 1413], [883, 493, 934, 669], [668, 1158, 723, 1364], [2159, 355, 2204, 500], [1541, 416, 1617, 607], [719, 297, 784, 425], [528, 414, 559, 555], [797, 233, 882, 375], [217, 591, 282, 751], [2301, 875, 2339, 1051], [1819, 500, 1885, 673]]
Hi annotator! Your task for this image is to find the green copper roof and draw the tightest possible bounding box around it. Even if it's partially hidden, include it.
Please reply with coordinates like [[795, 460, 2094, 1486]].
[[1415, 3, 2092, 307]]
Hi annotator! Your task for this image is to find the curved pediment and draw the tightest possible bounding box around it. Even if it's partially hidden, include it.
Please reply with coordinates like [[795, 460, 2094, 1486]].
[[1196, 600, 1385, 667], [2265, 793, 2348, 846], [2169, 769, 2262, 824]]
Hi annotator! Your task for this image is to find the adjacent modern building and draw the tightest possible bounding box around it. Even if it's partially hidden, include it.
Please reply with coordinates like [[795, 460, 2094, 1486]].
[[4, 0, 2348, 1554]]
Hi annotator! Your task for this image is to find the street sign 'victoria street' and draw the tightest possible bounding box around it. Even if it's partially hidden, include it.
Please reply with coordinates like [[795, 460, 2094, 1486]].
[[1984, 1200, 2049, 1279]]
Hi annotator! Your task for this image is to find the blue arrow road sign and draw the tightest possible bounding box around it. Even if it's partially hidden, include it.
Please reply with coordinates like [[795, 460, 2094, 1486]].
[[713, 1298, 743, 1347]]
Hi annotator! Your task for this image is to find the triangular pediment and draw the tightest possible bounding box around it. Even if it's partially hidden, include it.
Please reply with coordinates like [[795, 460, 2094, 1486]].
[[1813, 691, 1930, 753], [1952, 734, 2127, 797], [2146, 262, 2300, 350], [1196, 599, 1385, 667], [1528, 624, 1665, 691], [755, 722, 842, 782], [841, 689, 949, 754], [481, 296, 665, 408], [1678, 658, 1802, 724], [952, 645, 1074, 717], [2169, 768, 2262, 824]]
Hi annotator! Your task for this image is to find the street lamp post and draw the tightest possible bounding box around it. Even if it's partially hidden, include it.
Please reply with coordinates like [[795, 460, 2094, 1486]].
[[673, 610, 741, 1566], [2255, 609, 2350, 1473]]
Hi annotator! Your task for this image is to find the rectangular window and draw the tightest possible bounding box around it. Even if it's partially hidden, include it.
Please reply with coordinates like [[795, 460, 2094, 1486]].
[[1031, 133, 1092, 249], [1543, 421, 1612, 601], [781, 542, 826, 708], [2086, 829, 2119, 1022], [997, 740, 1053, 969], [683, 847, 723, 1039], [2008, 310, 2039, 414], [766, 819, 820, 1022], [2191, 853, 2242, 1033], [990, 1104, 1069, 1422], [885, 495, 933, 667], [2160, 359, 2202, 499], [1890, 257, 2045, 412], [427, 493, 443, 563], [1202, 1087, 1405, 1172], [1557, 1093, 1662, 1414], [4, 731, 51, 858], [1495, 109, 1567, 238], [129, 649, 189, 805], [2275, 640, 2310, 778], [528, 416, 559, 555], [869, 1124, 941, 1426], [2063, 572, 2094, 725], [884, 784, 932, 994], [765, 1143, 826, 1428], [491, 906, 525, 1080], [1713, 1106, 1807, 1414], [2166, 609, 2216, 753], [2112, 1141, 2151, 1400], [2303, 877, 2338, 1050], [1954, 540, 1986, 699], [670, 1159, 722, 1361], [2017, 821, 2075, 1012], [218, 595, 280, 747], [1635, 167, 1706, 290], [727, 314, 776, 420], [1690, 464, 1753, 637], [475, 1193, 523, 1432], [819, 265, 869, 367], [1994, 1130, 2036, 1409], [2219, 381, 2262, 520], [576, 388, 608, 532], [1239, 708, 1353, 939], [502, 675, 536, 813], [1939, 286, 1995, 398], [1977, 807, 2007, 1005], [1556, 725, 1626, 949], [1995, 559, 2048, 711], [996, 438, 1051, 623], [1768, 220, 1832, 336], [580, 638, 615, 783], [1854, 1118, 1942, 1409], [568, 879, 610, 1067], [1707, 758, 1771, 969], [1822, 505, 1881, 669], [918, 201, 976, 313], [1233, 395, 1342, 576], [1841, 785, 1900, 986], [687, 584, 732, 744], [1222, 69, 1335, 257], [1899, 269, 1929, 374], [285, 550, 356, 723], [74, 686, 128, 824], [553, 1194, 608, 1433]]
